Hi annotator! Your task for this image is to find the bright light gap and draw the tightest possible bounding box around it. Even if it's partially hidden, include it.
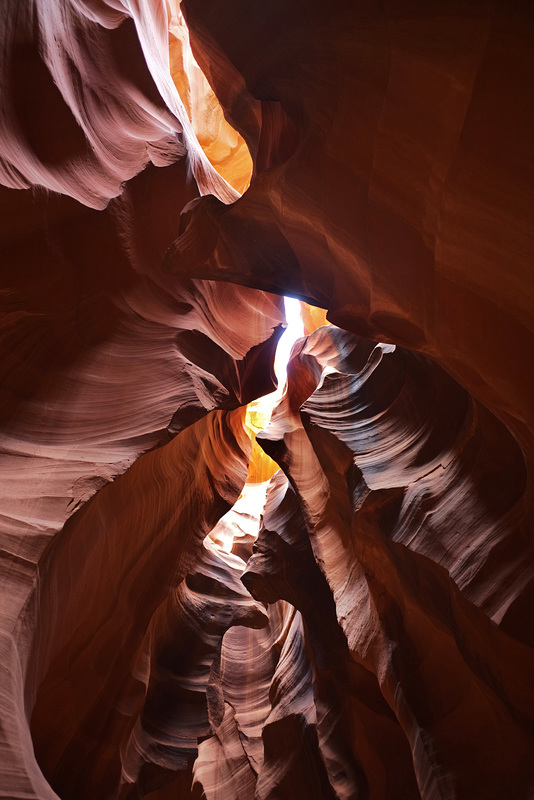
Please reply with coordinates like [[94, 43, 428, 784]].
[[210, 298, 306, 554]]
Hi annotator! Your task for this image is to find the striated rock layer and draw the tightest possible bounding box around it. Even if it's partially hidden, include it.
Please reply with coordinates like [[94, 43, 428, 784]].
[[0, 1, 533, 799], [0, 1, 282, 798], [254, 327, 534, 798], [168, 0, 534, 461]]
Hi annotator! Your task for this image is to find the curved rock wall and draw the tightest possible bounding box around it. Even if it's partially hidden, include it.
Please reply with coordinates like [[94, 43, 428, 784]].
[[0, 1, 533, 798], [254, 328, 534, 798], [169, 0, 534, 457], [0, 2, 282, 797]]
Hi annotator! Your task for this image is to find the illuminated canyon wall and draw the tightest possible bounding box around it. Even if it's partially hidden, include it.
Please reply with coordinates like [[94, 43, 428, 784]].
[[1, 1, 534, 798]]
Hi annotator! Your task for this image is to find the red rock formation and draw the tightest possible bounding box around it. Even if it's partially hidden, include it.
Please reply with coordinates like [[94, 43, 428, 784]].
[[255, 327, 534, 798], [242, 471, 418, 800], [118, 537, 267, 799], [168, 5, 252, 194], [168, 0, 534, 459], [1, 1, 534, 799], [0, 3, 282, 798]]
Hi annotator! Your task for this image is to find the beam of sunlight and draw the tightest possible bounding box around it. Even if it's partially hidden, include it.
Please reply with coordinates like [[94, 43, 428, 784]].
[[274, 297, 305, 391], [208, 300, 306, 553], [246, 297, 305, 437], [215, 299, 331, 553]]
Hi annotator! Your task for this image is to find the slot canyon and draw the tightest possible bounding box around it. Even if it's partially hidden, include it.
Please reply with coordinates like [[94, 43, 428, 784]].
[[1, 1, 534, 798]]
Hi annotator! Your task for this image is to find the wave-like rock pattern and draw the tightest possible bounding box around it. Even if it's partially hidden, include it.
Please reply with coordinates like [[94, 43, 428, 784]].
[[196, 598, 337, 800], [0, 2, 283, 797], [256, 326, 534, 798], [294, 326, 533, 631], [1, 1, 534, 799], [0, 0, 239, 207], [28, 408, 256, 800], [243, 471, 418, 800], [0, 156, 282, 799], [119, 536, 267, 799], [168, 0, 534, 459]]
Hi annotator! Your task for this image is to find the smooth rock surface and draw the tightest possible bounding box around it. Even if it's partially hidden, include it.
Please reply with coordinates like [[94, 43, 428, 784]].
[[0, 1, 533, 799]]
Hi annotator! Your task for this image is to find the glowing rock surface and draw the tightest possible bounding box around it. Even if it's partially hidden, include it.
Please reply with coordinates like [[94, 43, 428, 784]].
[[0, 1, 534, 799]]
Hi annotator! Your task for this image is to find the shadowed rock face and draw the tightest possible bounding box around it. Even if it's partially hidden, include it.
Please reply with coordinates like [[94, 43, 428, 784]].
[[170, 0, 534, 458], [241, 472, 419, 800], [1, 1, 534, 799], [118, 538, 268, 800], [256, 328, 534, 799]]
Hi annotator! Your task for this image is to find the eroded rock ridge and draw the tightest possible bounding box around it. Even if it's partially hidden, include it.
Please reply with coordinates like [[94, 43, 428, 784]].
[[1, 1, 534, 798]]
